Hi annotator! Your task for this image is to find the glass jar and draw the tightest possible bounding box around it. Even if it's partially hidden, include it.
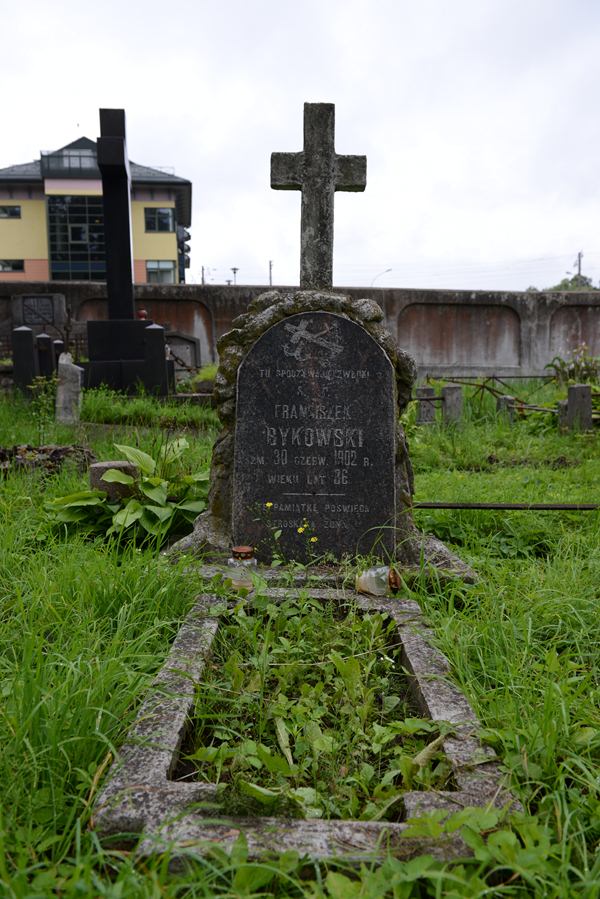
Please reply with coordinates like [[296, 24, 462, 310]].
[[224, 545, 257, 591], [355, 565, 402, 596]]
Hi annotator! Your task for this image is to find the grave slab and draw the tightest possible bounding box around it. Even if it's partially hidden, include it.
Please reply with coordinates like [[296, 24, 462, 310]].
[[93, 586, 518, 864]]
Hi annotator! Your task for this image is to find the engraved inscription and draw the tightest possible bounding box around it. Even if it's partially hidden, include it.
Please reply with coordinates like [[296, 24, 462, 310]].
[[22, 296, 54, 326], [232, 312, 396, 559]]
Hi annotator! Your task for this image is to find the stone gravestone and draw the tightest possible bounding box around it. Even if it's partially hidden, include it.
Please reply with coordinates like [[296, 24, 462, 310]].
[[233, 310, 396, 558], [55, 353, 84, 424], [173, 103, 470, 576], [11, 294, 67, 330]]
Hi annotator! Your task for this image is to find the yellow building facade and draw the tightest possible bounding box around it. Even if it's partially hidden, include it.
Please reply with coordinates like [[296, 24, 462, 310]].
[[0, 138, 191, 284]]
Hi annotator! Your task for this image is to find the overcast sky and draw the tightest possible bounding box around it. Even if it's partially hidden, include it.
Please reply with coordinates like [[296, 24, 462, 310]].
[[3, 0, 600, 291]]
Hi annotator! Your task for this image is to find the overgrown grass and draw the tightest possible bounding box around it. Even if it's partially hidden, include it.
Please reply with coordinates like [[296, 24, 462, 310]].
[[81, 386, 219, 432], [0, 386, 599, 896], [185, 594, 450, 821]]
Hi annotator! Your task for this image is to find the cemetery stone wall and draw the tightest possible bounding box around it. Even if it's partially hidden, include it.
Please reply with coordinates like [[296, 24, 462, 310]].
[[1, 281, 599, 377]]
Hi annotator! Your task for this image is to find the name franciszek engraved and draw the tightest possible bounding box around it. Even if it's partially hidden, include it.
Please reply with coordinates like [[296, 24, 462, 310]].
[[265, 427, 364, 448]]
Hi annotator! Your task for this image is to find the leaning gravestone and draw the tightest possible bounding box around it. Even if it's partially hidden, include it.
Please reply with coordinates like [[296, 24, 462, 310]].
[[173, 103, 470, 575], [55, 353, 84, 424]]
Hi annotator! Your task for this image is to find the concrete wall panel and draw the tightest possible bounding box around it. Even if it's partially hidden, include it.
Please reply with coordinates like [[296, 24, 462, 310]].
[[549, 305, 600, 357], [397, 303, 520, 367]]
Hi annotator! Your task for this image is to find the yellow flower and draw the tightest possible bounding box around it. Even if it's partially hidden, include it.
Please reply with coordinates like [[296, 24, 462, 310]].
[[310, 536, 318, 543], [297, 526, 305, 534], [265, 501, 273, 509]]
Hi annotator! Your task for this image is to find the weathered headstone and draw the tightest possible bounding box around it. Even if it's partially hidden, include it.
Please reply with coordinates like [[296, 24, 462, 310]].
[[89, 460, 139, 502], [442, 384, 463, 424], [167, 332, 202, 381], [233, 311, 396, 558], [11, 294, 67, 330], [55, 353, 84, 424], [567, 384, 593, 431], [416, 386, 436, 424]]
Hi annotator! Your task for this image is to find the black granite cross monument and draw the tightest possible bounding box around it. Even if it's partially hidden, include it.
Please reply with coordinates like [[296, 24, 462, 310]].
[[97, 108, 135, 320], [271, 103, 366, 289], [86, 108, 169, 393]]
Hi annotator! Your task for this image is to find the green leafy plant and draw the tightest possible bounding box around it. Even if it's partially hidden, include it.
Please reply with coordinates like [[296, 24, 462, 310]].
[[29, 375, 58, 444], [185, 593, 453, 820], [45, 437, 208, 546], [545, 343, 600, 384]]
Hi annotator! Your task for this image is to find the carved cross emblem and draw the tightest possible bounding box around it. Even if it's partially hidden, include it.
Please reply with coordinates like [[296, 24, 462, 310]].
[[282, 319, 343, 362]]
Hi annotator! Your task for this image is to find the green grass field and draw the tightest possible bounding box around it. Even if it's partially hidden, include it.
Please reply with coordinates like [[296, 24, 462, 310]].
[[0, 385, 598, 897]]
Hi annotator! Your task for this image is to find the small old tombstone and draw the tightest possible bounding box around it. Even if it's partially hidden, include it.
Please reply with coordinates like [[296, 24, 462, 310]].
[[55, 353, 84, 424], [566, 384, 593, 431], [416, 386, 436, 424], [173, 102, 469, 577], [442, 384, 463, 424], [10, 294, 67, 330], [89, 460, 138, 502], [167, 332, 202, 382], [12, 326, 37, 392], [497, 394, 516, 423]]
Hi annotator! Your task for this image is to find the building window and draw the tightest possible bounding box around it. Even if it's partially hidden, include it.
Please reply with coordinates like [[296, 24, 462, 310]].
[[0, 260, 25, 272], [69, 224, 89, 243], [146, 260, 176, 284], [47, 196, 105, 281], [0, 205, 21, 218], [144, 207, 175, 232]]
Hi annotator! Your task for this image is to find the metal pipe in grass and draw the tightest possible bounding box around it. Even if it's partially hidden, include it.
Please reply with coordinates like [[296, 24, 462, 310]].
[[414, 502, 600, 511]]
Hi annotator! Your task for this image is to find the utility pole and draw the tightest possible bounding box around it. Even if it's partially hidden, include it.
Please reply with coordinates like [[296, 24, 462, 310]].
[[574, 251, 583, 277], [269, 259, 273, 287], [231, 267, 239, 285], [201, 266, 205, 285]]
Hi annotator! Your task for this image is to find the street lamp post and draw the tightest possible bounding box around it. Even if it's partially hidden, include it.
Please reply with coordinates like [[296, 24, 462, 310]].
[[370, 268, 392, 287]]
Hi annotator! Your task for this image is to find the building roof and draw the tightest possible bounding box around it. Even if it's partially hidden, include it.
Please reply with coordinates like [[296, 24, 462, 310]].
[[0, 138, 192, 226]]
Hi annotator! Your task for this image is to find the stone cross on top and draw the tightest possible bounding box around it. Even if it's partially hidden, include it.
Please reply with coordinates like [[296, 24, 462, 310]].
[[271, 103, 366, 290]]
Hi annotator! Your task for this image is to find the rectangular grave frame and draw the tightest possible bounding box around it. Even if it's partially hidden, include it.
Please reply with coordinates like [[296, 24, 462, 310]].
[[93, 586, 517, 863]]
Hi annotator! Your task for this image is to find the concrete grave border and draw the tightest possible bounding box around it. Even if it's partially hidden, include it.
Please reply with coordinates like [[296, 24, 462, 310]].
[[93, 587, 518, 863]]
